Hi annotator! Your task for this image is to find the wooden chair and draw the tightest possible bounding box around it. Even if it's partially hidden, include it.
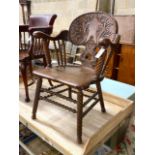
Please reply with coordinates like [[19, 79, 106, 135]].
[[19, 14, 57, 102], [31, 12, 120, 144]]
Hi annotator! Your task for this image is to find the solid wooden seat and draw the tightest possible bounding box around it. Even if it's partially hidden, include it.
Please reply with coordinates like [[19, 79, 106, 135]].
[[19, 14, 57, 102], [33, 66, 97, 89], [31, 12, 120, 144]]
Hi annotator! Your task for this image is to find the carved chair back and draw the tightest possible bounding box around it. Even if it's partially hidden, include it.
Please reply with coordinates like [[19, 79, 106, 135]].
[[69, 12, 119, 78]]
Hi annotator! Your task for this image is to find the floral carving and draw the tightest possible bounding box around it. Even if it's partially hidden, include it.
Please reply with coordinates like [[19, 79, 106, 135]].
[[69, 12, 118, 68]]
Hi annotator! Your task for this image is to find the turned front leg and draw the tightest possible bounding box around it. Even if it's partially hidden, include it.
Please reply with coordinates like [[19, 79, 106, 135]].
[[32, 77, 42, 119], [77, 89, 83, 144], [96, 81, 106, 112], [68, 86, 72, 98]]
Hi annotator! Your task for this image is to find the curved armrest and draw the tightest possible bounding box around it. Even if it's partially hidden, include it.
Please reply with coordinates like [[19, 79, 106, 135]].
[[29, 26, 53, 34], [32, 31, 51, 39], [50, 30, 69, 41], [32, 30, 69, 42], [98, 34, 120, 49]]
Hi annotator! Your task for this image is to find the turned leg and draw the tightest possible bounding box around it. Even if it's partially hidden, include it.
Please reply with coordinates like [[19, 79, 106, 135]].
[[32, 77, 42, 119], [48, 80, 53, 86], [77, 89, 83, 144], [20, 62, 30, 102], [96, 81, 106, 112], [68, 86, 72, 98]]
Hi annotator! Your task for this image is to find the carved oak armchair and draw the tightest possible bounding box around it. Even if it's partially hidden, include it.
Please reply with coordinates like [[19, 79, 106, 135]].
[[31, 12, 120, 143], [19, 14, 57, 102]]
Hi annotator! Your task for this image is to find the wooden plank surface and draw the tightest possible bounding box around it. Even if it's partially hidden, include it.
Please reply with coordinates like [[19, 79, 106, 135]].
[[19, 80, 133, 155]]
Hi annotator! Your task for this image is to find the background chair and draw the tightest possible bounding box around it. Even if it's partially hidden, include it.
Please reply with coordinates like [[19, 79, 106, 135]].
[[19, 14, 57, 102], [31, 12, 120, 143]]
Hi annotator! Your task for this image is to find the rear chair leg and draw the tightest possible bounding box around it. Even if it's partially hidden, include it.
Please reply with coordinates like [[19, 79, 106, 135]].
[[77, 89, 83, 144], [48, 80, 53, 86], [96, 82, 106, 112], [29, 60, 33, 80], [32, 77, 42, 119], [68, 86, 72, 98], [20, 63, 30, 102]]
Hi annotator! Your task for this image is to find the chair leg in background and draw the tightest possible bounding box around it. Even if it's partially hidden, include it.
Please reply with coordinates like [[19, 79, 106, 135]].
[[96, 81, 106, 112], [43, 56, 47, 67], [48, 80, 53, 86], [77, 89, 83, 144], [32, 77, 42, 119], [68, 86, 72, 98], [29, 60, 33, 79], [20, 63, 30, 102]]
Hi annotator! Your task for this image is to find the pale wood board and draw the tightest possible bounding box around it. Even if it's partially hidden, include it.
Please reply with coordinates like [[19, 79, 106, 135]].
[[19, 80, 133, 155]]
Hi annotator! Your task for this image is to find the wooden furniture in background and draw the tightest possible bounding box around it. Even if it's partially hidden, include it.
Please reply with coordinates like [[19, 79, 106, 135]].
[[104, 15, 135, 85], [19, 24, 31, 102], [116, 44, 135, 85], [19, 14, 57, 102]]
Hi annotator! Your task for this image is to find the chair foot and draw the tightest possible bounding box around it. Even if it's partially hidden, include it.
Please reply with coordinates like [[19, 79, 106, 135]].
[[25, 97, 30, 102], [77, 137, 82, 144], [101, 107, 106, 113], [100, 101, 106, 113], [32, 114, 36, 119]]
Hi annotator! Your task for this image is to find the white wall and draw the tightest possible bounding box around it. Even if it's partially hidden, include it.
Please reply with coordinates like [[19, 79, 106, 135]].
[[115, 0, 135, 15], [31, 0, 97, 33], [19, 0, 135, 32]]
